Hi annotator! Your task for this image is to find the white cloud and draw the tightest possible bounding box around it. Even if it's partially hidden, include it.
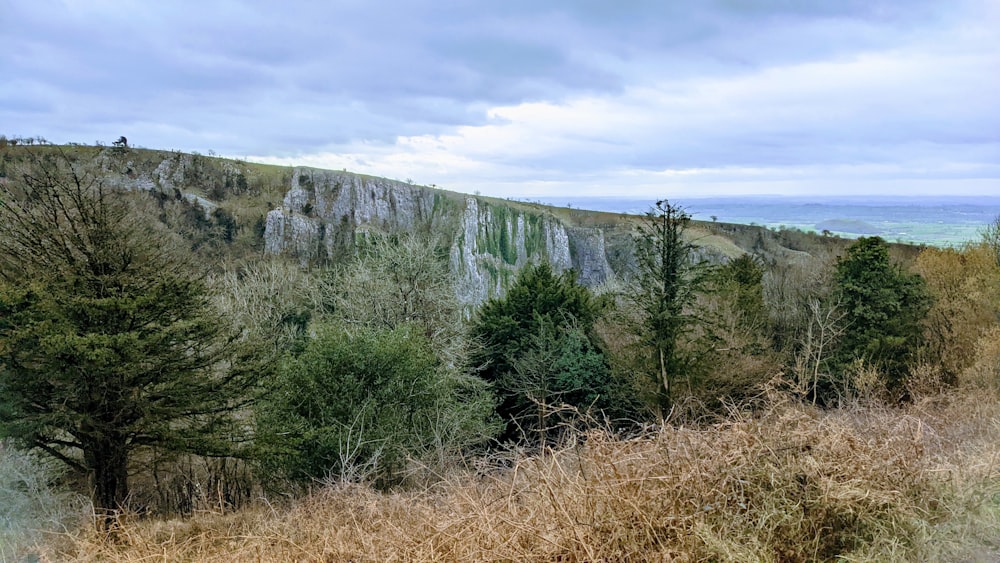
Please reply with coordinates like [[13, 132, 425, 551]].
[[248, 23, 999, 198]]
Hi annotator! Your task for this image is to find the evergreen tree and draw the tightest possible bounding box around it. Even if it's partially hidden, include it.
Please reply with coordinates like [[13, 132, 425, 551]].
[[0, 145, 260, 518], [628, 200, 713, 414], [834, 237, 932, 390], [692, 253, 778, 411], [715, 253, 767, 332], [470, 263, 619, 443], [257, 322, 496, 485]]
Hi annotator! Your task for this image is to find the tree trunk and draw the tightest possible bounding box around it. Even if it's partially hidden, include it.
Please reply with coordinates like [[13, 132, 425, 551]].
[[537, 400, 546, 450], [86, 434, 130, 527], [659, 347, 671, 414]]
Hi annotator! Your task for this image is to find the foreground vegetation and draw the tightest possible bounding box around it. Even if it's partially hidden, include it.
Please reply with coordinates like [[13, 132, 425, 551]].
[[3, 141, 1000, 560], [22, 384, 1000, 562]]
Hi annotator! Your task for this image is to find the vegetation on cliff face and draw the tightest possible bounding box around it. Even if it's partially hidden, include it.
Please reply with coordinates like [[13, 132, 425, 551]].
[[4, 141, 1000, 560], [0, 140, 864, 301]]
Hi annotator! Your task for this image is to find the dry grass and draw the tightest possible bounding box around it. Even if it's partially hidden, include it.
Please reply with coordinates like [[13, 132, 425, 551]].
[[44, 391, 1000, 562]]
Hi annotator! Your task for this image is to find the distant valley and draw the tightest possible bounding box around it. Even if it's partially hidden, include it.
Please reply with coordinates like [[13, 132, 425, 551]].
[[532, 196, 1000, 247]]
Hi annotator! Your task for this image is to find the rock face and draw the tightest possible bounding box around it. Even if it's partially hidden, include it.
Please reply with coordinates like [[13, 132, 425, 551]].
[[569, 228, 614, 287], [263, 168, 627, 304], [33, 147, 840, 306], [100, 150, 826, 307], [264, 169, 444, 267]]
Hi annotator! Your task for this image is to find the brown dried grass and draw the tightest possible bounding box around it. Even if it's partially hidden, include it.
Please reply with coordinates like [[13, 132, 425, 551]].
[[48, 391, 1000, 562]]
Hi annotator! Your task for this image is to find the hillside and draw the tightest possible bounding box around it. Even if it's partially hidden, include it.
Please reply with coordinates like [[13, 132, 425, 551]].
[[0, 144, 859, 304]]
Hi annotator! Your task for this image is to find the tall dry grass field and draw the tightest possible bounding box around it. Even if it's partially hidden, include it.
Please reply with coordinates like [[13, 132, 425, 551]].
[[41, 390, 1000, 562]]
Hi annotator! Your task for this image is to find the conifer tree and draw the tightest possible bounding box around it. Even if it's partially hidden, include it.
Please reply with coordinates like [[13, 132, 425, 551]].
[[470, 263, 616, 442], [0, 144, 259, 518], [834, 236, 931, 391], [628, 200, 712, 414]]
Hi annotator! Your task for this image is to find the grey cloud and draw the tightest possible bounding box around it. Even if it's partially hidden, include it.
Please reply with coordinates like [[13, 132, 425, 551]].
[[1, 0, 994, 197]]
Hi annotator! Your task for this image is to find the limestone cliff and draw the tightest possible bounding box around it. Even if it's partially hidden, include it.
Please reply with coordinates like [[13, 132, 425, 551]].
[[262, 168, 628, 304], [51, 146, 841, 306]]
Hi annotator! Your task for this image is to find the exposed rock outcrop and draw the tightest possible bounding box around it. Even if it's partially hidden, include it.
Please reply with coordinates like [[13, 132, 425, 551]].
[[77, 147, 831, 307], [263, 168, 626, 304]]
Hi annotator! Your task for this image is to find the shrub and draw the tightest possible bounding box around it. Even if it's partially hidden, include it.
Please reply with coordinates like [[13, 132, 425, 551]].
[[60, 392, 1000, 562], [914, 244, 1000, 379], [256, 322, 496, 487], [0, 442, 90, 560], [329, 233, 465, 366], [959, 327, 1000, 391]]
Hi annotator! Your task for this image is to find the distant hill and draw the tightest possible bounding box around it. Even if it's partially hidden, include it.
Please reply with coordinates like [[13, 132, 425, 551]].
[[531, 196, 1000, 247]]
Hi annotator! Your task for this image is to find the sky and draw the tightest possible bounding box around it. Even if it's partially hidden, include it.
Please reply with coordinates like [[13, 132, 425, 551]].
[[2, 0, 998, 199]]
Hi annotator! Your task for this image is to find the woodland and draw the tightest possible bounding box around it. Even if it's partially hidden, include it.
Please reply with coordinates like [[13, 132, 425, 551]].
[[3, 140, 1000, 561]]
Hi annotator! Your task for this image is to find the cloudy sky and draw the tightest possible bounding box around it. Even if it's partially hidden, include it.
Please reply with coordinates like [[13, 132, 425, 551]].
[[3, 0, 998, 198]]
